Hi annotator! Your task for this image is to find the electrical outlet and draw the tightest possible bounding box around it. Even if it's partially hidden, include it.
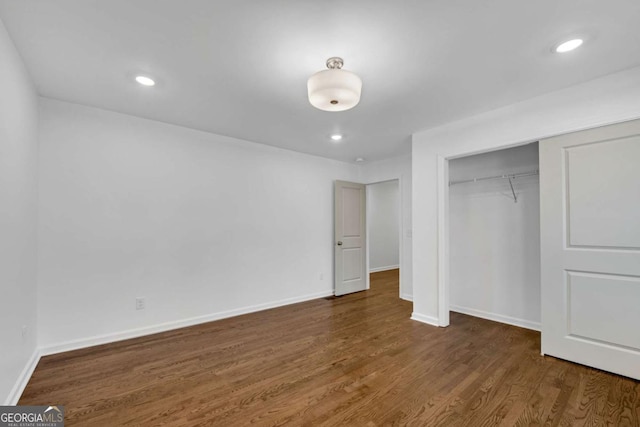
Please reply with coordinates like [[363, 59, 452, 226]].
[[319, 272, 324, 280], [135, 297, 145, 310], [21, 325, 28, 340]]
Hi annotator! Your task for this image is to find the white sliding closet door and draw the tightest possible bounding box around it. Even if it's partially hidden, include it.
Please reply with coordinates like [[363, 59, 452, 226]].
[[540, 119, 640, 380]]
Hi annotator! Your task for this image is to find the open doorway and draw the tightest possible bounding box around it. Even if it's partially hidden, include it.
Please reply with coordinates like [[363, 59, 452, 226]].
[[447, 143, 541, 330], [366, 179, 401, 298]]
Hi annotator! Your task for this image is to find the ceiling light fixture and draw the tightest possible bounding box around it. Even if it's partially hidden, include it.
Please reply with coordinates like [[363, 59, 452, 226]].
[[308, 57, 362, 112], [135, 75, 156, 86], [330, 134, 343, 141], [554, 38, 583, 53], [355, 157, 365, 162]]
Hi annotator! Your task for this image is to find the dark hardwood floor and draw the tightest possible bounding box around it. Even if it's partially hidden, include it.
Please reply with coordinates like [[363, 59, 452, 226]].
[[20, 269, 640, 426]]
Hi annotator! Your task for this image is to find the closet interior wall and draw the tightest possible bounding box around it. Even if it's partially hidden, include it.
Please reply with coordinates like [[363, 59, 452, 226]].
[[448, 143, 541, 330]]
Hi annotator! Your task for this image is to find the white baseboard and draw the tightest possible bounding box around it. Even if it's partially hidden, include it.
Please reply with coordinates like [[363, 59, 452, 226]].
[[450, 305, 541, 331], [410, 312, 440, 327], [369, 265, 399, 273], [40, 290, 334, 356], [5, 349, 41, 405], [400, 293, 413, 302]]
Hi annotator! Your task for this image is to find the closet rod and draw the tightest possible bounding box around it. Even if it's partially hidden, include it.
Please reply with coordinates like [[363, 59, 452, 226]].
[[449, 169, 539, 187]]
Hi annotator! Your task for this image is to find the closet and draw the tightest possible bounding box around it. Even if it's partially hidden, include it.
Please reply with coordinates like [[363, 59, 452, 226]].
[[448, 142, 540, 330]]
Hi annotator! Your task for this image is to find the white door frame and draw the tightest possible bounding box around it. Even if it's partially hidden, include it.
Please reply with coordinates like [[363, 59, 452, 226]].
[[434, 120, 640, 327], [365, 178, 405, 299], [436, 142, 538, 326]]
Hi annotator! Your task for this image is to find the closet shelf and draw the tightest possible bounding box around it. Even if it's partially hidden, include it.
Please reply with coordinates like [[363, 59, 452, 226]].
[[448, 169, 539, 187]]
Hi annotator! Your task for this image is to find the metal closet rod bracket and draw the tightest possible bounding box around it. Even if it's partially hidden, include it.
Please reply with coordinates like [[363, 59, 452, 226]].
[[508, 177, 517, 203]]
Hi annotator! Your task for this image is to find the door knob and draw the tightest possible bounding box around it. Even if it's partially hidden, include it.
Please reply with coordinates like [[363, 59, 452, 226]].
[[337, 241, 343, 246]]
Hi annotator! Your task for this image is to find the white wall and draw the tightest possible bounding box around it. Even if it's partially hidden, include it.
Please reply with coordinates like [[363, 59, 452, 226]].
[[449, 144, 540, 330], [412, 65, 640, 326], [37, 98, 359, 352], [367, 180, 399, 272], [0, 18, 39, 404], [360, 156, 412, 300]]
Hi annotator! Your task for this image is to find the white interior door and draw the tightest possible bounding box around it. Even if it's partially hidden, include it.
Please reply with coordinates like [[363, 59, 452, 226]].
[[540, 119, 640, 380], [335, 180, 366, 296]]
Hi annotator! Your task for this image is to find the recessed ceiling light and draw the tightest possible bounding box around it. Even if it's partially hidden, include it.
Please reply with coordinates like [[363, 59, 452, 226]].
[[135, 75, 155, 86], [554, 38, 583, 53], [330, 134, 343, 141], [355, 157, 365, 162]]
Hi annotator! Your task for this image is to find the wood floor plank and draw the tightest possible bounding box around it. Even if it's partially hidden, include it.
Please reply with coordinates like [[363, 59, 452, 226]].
[[19, 269, 640, 426]]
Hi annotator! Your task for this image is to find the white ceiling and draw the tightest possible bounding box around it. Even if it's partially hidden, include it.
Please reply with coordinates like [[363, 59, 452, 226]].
[[1, 1, 639, 162]]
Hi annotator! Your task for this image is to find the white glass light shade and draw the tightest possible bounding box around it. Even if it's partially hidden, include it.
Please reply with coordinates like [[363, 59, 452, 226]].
[[307, 69, 362, 112]]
